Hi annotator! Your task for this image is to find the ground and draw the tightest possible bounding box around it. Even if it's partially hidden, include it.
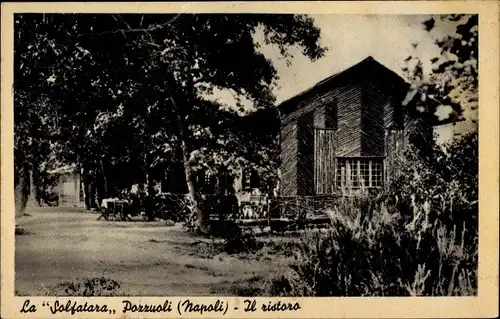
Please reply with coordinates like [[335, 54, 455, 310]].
[[15, 208, 294, 296]]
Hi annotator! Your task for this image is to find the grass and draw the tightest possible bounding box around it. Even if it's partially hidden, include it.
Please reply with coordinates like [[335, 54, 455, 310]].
[[16, 277, 123, 296], [230, 191, 477, 297], [46, 277, 122, 296], [247, 134, 479, 297], [15, 135, 477, 297]]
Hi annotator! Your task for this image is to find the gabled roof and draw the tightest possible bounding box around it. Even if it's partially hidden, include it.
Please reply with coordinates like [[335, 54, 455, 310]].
[[277, 56, 410, 115]]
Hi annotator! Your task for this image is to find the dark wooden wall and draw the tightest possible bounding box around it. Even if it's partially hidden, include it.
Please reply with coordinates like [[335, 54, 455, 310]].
[[360, 81, 386, 157], [336, 83, 362, 157], [280, 120, 298, 197], [297, 111, 315, 195], [279, 76, 407, 197], [314, 129, 336, 194], [384, 129, 405, 189]]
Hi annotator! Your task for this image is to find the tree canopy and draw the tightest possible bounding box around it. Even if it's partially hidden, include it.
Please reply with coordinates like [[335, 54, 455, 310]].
[[403, 14, 478, 133], [14, 13, 326, 230]]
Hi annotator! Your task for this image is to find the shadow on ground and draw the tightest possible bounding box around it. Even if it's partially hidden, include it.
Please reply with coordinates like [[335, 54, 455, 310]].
[[15, 209, 294, 296]]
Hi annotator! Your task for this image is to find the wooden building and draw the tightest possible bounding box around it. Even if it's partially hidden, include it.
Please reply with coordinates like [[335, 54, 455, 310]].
[[47, 165, 85, 207], [153, 57, 431, 222], [277, 56, 428, 199]]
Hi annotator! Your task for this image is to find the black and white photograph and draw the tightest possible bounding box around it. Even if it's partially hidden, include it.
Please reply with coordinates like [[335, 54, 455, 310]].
[[3, 2, 497, 312]]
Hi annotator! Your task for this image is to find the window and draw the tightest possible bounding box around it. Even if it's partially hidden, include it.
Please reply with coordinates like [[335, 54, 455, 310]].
[[336, 158, 384, 189]]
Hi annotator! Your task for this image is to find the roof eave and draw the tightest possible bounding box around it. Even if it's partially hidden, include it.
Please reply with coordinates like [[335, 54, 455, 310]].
[[277, 56, 409, 116]]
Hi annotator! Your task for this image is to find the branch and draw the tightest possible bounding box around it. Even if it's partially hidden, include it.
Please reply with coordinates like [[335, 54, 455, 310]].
[[78, 14, 184, 38], [30, 133, 66, 141], [193, 77, 209, 86]]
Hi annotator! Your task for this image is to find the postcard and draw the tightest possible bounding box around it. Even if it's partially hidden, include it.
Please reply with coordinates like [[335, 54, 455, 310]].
[[1, 1, 499, 318]]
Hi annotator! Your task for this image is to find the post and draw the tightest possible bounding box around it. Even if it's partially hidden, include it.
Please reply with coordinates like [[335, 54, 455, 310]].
[[75, 172, 81, 207], [29, 169, 37, 207]]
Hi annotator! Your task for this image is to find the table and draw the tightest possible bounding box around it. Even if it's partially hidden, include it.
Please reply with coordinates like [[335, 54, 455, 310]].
[[97, 198, 132, 221]]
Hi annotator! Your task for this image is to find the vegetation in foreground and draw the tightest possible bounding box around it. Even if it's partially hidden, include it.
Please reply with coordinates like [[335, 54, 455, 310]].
[[16, 130, 477, 297], [249, 14, 479, 297], [230, 131, 477, 297], [14, 14, 478, 297]]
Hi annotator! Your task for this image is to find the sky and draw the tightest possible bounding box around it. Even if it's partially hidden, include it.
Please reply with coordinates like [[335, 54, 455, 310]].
[[257, 14, 456, 103], [209, 14, 474, 144]]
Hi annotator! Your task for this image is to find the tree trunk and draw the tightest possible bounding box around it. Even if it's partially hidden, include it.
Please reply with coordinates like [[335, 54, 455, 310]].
[[84, 184, 92, 210], [164, 71, 209, 234], [145, 170, 156, 221], [99, 158, 108, 197], [81, 164, 90, 210], [82, 174, 92, 210], [180, 138, 209, 233], [15, 162, 30, 220], [30, 168, 41, 206]]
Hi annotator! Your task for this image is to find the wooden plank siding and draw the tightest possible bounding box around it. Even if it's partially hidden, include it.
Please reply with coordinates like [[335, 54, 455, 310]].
[[282, 86, 342, 127], [313, 98, 338, 194], [314, 129, 336, 194], [297, 111, 315, 195], [384, 129, 406, 189], [278, 57, 413, 198], [280, 120, 298, 197], [325, 100, 338, 130], [336, 83, 363, 157], [279, 81, 398, 196], [360, 82, 388, 157], [314, 104, 326, 128]]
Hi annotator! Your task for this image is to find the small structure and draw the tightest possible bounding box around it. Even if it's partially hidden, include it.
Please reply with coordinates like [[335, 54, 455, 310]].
[[278, 56, 422, 196], [155, 57, 431, 224], [47, 165, 84, 207], [276, 56, 431, 214]]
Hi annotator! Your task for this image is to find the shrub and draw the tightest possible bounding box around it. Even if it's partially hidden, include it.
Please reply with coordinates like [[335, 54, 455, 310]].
[[267, 132, 478, 296], [48, 277, 121, 296], [230, 275, 268, 296], [148, 193, 191, 222], [15, 226, 27, 235], [223, 223, 263, 255], [270, 202, 476, 296]]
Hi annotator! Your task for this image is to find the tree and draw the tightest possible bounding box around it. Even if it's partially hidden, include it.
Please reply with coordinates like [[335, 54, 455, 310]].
[[403, 14, 478, 133], [14, 14, 136, 216], [108, 14, 326, 232], [393, 14, 479, 253], [14, 14, 326, 233]]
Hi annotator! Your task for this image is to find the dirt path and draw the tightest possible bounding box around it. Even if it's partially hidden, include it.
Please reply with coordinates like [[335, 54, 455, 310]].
[[15, 209, 287, 296]]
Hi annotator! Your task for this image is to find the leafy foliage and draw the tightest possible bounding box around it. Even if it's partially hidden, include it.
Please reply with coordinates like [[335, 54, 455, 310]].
[[47, 277, 121, 296], [14, 14, 325, 227], [403, 15, 478, 129], [222, 224, 263, 255], [260, 14, 479, 297], [265, 134, 478, 296]]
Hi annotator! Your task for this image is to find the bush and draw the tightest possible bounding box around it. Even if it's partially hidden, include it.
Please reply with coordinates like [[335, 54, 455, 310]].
[[48, 277, 121, 296], [15, 226, 27, 235], [148, 193, 191, 222], [222, 222, 263, 255], [267, 132, 478, 296]]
